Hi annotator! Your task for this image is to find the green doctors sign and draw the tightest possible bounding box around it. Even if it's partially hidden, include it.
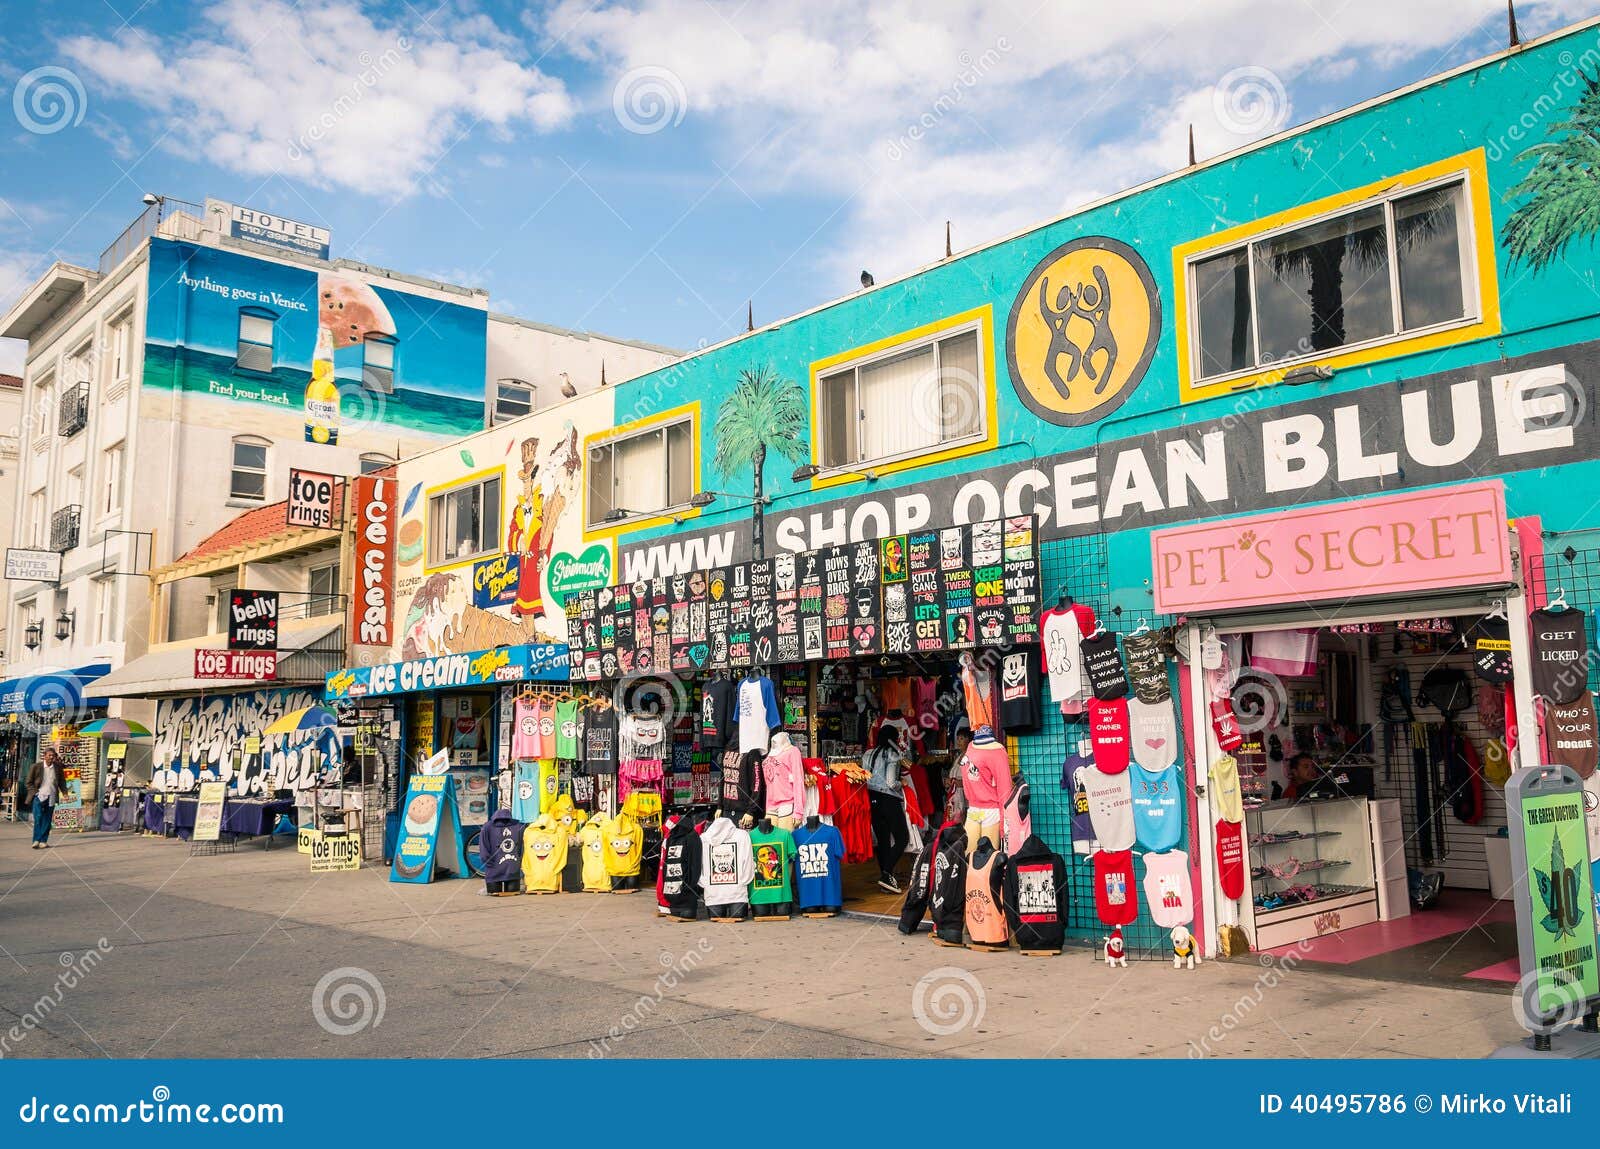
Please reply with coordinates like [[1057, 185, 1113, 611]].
[[548, 545, 611, 607], [1508, 765, 1599, 1025]]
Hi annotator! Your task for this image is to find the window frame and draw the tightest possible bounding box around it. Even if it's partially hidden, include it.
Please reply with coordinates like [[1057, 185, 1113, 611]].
[[361, 333, 397, 395], [236, 308, 278, 374], [229, 436, 270, 502], [107, 309, 134, 389], [584, 416, 696, 529], [358, 452, 393, 475], [814, 317, 989, 477], [1175, 152, 1500, 403], [425, 469, 504, 570], [91, 577, 118, 646], [494, 379, 534, 424], [308, 562, 342, 616]]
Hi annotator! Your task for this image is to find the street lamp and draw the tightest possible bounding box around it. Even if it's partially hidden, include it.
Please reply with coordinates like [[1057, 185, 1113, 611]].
[[790, 463, 878, 483], [54, 609, 75, 642], [23, 620, 42, 651], [690, 490, 775, 559]]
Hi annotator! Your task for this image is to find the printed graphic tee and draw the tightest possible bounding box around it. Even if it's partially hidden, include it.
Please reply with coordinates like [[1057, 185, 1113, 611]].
[[1082, 764, 1134, 852], [749, 825, 797, 908], [555, 698, 579, 759], [1142, 849, 1194, 928], [1093, 848, 1138, 926], [1215, 818, 1246, 901], [1123, 627, 1173, 703], [1547, 693, 1599, 779], [1129, 696, 1177, 771], [511, 698, 542, 760], [1470, 617, 1514, 684], [511, 761, 541, 823], [581, 706, 618, 774], [1062, 751, 1098, 856], [1088, 697, 1131, 773], [792, 822, 845, 909], [1080, 631, 1129, 700], [997, 647, 1043, 733], [700, 678, 737, 751], [1130, 763, 1183, 852], [1040, 607, 1087, 703], [1531, 607, 1590, 704]]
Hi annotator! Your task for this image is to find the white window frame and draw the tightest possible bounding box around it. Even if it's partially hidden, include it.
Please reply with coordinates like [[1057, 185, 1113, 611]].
[[230, 436, 270, 502], [494, 379, 534, 424], [815, 320, 987, 475], [106, 309, 134, 393], [427, 474, 502, 567], [31, 376, 54, 450], [358, 452, 393, 475], [308, 562, 341, 615], [237, 309, 276, 373], [26, 491, 47, 548], [91, 577, 118, 646], [1184, 171, 1481, 387], [100, 440, 125, 518], [362, 334, 396, 394], [585, 418, 695, 528]]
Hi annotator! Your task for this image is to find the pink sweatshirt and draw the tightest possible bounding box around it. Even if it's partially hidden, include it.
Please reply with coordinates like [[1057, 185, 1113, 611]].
[[960, 741, 1014, 811], [762, 743, 807, 816]]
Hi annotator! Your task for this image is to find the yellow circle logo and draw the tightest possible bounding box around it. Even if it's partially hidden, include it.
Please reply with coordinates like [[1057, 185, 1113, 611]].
[[1005, 236, 1161, 426]]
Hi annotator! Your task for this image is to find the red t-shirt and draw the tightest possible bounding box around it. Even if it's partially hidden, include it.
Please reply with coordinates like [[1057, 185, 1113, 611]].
[[1093, 848, 1138, 926], [1089, 697, 1131, 774]]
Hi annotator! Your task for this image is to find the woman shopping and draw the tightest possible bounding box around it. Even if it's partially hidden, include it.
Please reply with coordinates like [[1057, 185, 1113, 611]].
[[26, 747, 68, 849], [864, 727, 910, 893]]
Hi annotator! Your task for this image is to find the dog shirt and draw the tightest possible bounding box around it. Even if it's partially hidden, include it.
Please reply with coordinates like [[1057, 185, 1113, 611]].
[[1082, 764, 1134, 851], [1123, 627, 1172, 703], [1081, 631, 1129, 700], [1142, 849, 1194, 928], [1209, 753, 1244, 823], [1130, 763, 1183, 852], [1470, 617, 1513, 684], [1532, 607, 1590, 703], [1548, 694, 1599, 779], [1088, 697, 1131, 773], [1215, 818, 1246, 900], [1250, 628, 1319, 677], [1129, 696, 1177, 771], [1093, 848, 1138, 926], [1063, 752, 1098, 856]]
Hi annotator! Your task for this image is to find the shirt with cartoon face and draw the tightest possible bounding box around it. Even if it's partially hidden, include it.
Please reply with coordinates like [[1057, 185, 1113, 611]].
[[748, 826, 796, 906]]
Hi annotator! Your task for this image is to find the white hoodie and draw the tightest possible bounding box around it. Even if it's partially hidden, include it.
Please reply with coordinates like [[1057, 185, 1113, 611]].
[[698, 817, 755, 906]]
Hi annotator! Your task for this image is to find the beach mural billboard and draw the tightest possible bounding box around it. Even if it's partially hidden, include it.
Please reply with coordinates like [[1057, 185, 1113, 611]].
[[142, 238, 488, 444], [381, 388, 619, 663]]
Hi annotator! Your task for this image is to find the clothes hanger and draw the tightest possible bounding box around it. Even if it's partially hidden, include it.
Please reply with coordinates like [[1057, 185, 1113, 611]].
[[1131, 617, 1152, 637], [1486, 598, 1507, 621], [1549, 586, 1570, 612]]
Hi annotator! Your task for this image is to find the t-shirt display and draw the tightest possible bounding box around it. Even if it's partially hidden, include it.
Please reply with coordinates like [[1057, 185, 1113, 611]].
[[997, 646, 1043, 733], [1209, 753, 1244, 823], [1128, 696, 1177, 771], [1215, 818, 1246, 900], [521, 814, 567, 893], [737, 675, 781, 754], [1040, 605, 1088, 703], [579, 818, 609, 892], [1062, 751, 1097, 855], [478, 809, 525, 885], [1123, 627, 1173, 703], [580, 705, 618, 773], [660, 817, 704, 919], [1470, 617, 1513, 684], [965, 840, 1009, 946], [512, 697, 553, 760], [1082, 764, 1134, 851], [1130, 763, 1183, 852], [1080, 631, 1129, 700], [1141, 849, 1194, 928], [700, 678, 737, 750], [1003, 834, 1068, 952], [961, 739, 1014, 810], [961, 660, 999, 731], [1093, 848, 1138, 926], [1531, 607, 1590, 704], [749, 824, 798, 909], [537, 758, 560, 816], [1088, 697, 1131, 774], [699, 817, 755, 909], [1547, 693, 1599, 779], [601, 811, 644, 880], [510, 760, 541, 823], [793, 821, 845, 910]]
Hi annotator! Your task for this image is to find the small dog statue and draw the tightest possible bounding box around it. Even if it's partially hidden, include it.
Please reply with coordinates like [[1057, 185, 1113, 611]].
[[1103, 926, 1127, 967], [1171, 924, 1199, 970]]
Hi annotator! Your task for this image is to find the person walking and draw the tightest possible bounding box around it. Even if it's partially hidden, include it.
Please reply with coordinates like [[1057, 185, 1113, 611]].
[[26, 747, 67, 848], [864, 727, 910, 893]]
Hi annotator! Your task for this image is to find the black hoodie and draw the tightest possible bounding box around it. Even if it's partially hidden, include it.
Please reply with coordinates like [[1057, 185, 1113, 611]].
[[928, 824, 971, 945], [1002, 833, 1068, 952], [661, 817, 704, 919], [898, 821, 959, 934]]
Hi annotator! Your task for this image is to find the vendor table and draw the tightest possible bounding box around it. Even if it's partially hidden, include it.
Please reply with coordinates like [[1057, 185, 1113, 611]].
[[141, 794, 295, 842]]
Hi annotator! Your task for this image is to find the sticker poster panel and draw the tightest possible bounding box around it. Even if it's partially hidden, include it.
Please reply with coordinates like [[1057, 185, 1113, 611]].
[[773, 552, 801, 664], [822, 545, 853, 659], [727, 563, 754, 667], [798, 549, 825, 660], [669, 570, 691, 674], [578, 589, 600, 681], [908, 528, 945, 653], [688, 569, 709, 645], [940, 525, 976, 649], [613, 581, 636, 673], [849, 539, 882, 656], [706, 567, 731, 669], [650, 576, 671, 673], [749, 558, 778, 665], [972, 516, 1008, 646], [1003, 515, 1041, 640]]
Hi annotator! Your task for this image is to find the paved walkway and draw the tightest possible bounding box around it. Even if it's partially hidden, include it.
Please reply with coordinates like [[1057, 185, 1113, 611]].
[[0, 825, 1526, 1058]]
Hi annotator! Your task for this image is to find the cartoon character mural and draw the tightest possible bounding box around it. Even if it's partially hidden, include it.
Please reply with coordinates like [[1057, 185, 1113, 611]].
[[507, 425, 583, 621]]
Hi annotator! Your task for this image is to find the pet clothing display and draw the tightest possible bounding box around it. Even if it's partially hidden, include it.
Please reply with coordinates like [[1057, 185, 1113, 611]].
[[1547, 693, 1599, 779], [1141, 849, 1194, 928], [1082, 764, 1134, 852], [1087, 697, 1131, 773], [699, 816, 755, 913], [997, 647, 1043, 733], [1210, 697, 1243, 751], [1128, 695, 1177, 771], [521, 814, 568, 893], [1130, 763, 1183, 852], [1531, 607, 1589, 703], [737, 674, 781, 754], [1208, 753, 1244, 823], [793, 820, 845, 912], [1470, 617, 1513, 684], [1040, 603, 1094, 703], [1123, 626, 1173, 703], [1482, 737, 1512, 786], [1214, 818, 1246, 900], [965, 839, 1009, 947], [1003, 834, 1068, 952], [749, 823, 798, 912], [1080, 630, 1129, 700], [1063, 752, 1098, 855], [1249, 628, 1319, 677], [1093, 848, 1138, 926]]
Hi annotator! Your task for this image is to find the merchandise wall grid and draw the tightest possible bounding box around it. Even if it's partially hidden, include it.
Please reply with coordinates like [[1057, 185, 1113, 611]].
[[1015, 532, 1185, 960]]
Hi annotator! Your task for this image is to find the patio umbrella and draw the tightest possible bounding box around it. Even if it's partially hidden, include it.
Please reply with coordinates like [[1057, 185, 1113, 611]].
[[77, 717, 153, 738], [260, 706, 339, 736]]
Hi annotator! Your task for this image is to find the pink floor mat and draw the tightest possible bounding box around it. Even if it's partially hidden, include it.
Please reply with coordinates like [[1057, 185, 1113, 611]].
[[1260, 894, 1514, 965], [1463, 956, 1521, 983]]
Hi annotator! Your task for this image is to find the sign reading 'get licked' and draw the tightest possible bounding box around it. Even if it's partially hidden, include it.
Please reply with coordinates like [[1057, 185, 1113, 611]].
[[1150, 481, 1511, 615]]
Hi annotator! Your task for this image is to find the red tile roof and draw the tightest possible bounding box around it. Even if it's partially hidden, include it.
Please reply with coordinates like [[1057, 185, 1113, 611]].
[[0, 374, 22, 390], [173, 480, 346, 566]]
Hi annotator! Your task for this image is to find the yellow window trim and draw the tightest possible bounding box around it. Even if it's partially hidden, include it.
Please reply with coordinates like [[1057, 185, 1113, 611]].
[[807, 304, 1000, 491], [582, 401, 703, 541], [422, 464, 507, 574], [1173, 149, 1501, 405]]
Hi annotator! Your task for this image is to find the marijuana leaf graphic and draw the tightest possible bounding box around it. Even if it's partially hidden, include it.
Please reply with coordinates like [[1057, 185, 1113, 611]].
[[1535, 833, 1583, 940]]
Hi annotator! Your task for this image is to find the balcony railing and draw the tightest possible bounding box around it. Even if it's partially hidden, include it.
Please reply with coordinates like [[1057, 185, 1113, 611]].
[[58, 383, 89, 438], [50, 505, 81, 553], [97, 197, 208, 277]]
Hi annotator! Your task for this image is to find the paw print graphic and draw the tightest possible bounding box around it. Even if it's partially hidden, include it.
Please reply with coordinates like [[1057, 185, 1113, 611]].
[[1236, 529, 1258, 551]]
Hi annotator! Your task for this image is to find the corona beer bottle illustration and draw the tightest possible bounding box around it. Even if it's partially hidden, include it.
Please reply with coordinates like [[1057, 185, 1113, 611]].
[[305, 324, 339, 444]]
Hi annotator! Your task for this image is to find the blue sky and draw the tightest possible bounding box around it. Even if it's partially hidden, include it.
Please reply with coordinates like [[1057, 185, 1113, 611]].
[[2, 0, 1597, 377]]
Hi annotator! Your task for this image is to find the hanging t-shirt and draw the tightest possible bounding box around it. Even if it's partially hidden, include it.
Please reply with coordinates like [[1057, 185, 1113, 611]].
[[997, 647, 1043, 733], [792, 821, 845, 909], [1130, 764, 1183, 852], [1123, 627, 1172, 703], [1470, 617, 1513, 684], [749, 825, 797, 908], [961, 662, 999, 732], [700, 678, 737, 751], [511, 760, 541, 823], [1088, 697, 1131, 773], [1547, 693, 1599, 779], [538, 758, 560, 815], [1215, 818, 1246, 900], [554, 698, 579, 759], [1062, 752, 1098, 856], [511, 698, 543, 760], [582, 706, 618, 774], [529, 696, 558, 759], [1093, 848, 1138, 926], [1531, 607, 1590, 704], [1040, 606, 1087, 703], [1082, 764, 1134, 851], [1080, 631, 1129, 700], [1250, 628, 1319, 677], [1209, 753, 1244, 824], [1128, 695, 1177, 771], [737, 676, 780, 754], [1142, 849, 1194, 928]]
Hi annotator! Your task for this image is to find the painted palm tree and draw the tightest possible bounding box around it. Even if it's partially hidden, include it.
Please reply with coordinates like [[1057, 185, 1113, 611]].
[[1502, 70, 1600, 273], [713, 365, 809, 559]]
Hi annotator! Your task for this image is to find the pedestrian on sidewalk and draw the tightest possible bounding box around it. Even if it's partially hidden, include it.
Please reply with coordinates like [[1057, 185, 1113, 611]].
[[25, 747, 67, 849], [865, 727, 909, 893]]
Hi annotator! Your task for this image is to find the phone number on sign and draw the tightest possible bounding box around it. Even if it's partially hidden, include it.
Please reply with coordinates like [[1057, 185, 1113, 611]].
[[1260, 1094, 1409, 1115]]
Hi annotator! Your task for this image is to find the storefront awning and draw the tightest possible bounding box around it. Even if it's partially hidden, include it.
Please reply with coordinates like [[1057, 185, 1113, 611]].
[[90, 620, 345, 699], [0, 662, 110, 716], [324, 643, 570, 701]]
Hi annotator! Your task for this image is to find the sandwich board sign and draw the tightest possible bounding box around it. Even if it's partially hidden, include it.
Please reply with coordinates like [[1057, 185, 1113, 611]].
[[1507, 763, 1599, 1037], [193, 781, 226, 842], [389, 771, 467, 884]]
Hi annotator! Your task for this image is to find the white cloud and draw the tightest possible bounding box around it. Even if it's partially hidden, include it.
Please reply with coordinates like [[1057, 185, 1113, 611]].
[[62, 0, 575, 199]]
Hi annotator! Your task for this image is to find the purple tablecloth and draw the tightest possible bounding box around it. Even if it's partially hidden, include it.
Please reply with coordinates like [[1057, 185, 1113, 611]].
[[141, 795, 294, 837]]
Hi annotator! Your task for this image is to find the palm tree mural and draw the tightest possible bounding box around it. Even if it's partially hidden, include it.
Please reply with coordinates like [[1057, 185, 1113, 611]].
[[1502, 69, 1600, 272], [713, 365, 809, 559]]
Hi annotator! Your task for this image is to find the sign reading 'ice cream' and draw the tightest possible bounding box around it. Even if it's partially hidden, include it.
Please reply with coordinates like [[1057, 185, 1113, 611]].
[[1150, 481, 1512, 615]]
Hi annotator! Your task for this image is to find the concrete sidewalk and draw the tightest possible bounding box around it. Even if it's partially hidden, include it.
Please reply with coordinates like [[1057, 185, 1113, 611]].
[[0, 825, 1525, 1058]]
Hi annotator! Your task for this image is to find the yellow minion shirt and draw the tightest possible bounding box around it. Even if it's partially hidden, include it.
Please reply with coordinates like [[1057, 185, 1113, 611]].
[[521, 814, 567, 894], [580, 818, 610, 892], [550, 793, 586, 841], [602, 811, 644, 879], [538, 759, 560, 815]]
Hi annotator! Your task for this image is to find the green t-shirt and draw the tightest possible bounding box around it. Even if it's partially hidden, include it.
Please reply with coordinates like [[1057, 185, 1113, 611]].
[[555, 699, 579, 760], [749, 825, 797, 906]]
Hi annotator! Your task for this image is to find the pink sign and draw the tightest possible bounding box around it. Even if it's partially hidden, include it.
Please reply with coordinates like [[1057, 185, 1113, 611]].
[[1151, 481, 1511, 615]]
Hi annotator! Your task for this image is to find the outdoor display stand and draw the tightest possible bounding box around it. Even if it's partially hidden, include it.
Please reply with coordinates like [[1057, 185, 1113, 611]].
[[189, 780, 232, 856], [1506, 763, 1600, 1050], [390, 751, 470, 884]]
